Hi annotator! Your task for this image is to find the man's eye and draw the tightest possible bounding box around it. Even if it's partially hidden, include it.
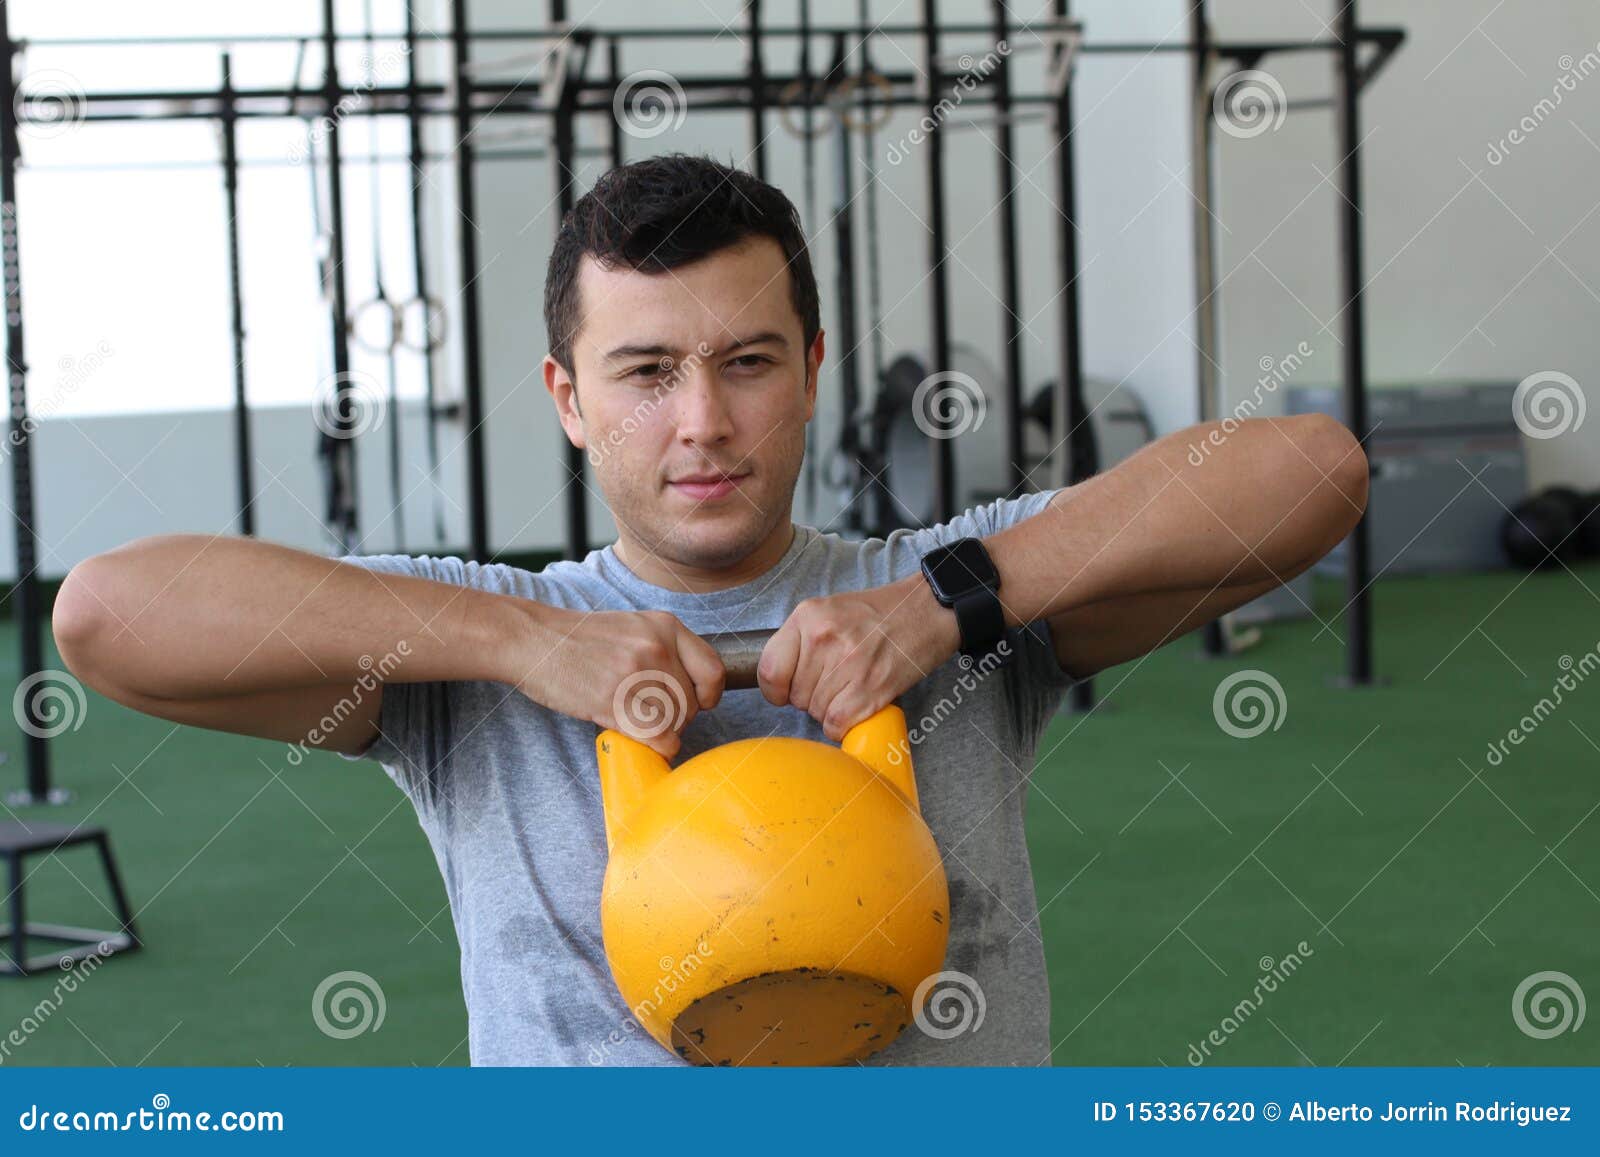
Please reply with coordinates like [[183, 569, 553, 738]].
[[628, 364, 662, 379], [729, 355, 769, 370]]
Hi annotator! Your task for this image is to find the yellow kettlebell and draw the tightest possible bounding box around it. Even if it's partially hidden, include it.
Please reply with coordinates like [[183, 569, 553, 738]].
[[595, 629, 950, 1067]]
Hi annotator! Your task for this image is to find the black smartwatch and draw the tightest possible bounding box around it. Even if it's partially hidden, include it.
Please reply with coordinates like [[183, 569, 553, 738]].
[[919, 537, 1006, 667]]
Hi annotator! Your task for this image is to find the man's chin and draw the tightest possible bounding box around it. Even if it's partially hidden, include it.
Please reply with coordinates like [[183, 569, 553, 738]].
[[660, 520, 768, 571]]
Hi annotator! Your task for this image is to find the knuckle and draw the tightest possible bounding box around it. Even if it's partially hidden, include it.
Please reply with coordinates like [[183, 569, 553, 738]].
[[632, 639, 672, 669]]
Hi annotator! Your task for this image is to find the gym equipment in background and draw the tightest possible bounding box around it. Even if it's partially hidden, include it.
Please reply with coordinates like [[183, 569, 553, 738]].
[[1290, 381, 1526, 575], [352, 0, 407, 552], [846, 351, 1156, 537], [403, 1, 451, 547], [595, 628, 948, 1067], [1574, 491, 1600, 560], [3, 3, 1408, 740], [854, 346, 999, 531], [1022, 375, 1155, 476], [218, 51, 254, 538], [0, 8, 70, 804], [0, 822, 141, 976], [1501, 486, 1594, 570]]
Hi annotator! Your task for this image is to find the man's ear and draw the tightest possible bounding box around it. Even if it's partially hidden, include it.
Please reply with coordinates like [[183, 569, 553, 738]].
[[805, 328, 825, 421], [543, 354, 586, 447]]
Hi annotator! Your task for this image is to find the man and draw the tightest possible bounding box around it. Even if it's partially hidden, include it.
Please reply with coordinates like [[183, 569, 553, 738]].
[[54, 154, 1366, 1067]]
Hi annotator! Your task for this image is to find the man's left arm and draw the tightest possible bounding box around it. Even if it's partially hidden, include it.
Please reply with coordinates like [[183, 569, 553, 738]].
[[988, 412, 1368, 679], [758, 414, 1368, 740]]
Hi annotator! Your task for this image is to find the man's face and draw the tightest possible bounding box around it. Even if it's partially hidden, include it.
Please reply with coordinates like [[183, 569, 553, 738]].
[[544, 237, 822, 573]]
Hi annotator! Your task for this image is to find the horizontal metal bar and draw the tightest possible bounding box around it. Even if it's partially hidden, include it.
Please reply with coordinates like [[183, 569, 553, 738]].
[[16, 22, 1073, 48], [15, 23, 1402, 54], [19, 147, 609, 172], [14, 27, 1405, 127]]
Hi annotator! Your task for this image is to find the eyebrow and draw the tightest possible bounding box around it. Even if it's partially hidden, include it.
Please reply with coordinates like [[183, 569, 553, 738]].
[[602, 331, 791, 362]]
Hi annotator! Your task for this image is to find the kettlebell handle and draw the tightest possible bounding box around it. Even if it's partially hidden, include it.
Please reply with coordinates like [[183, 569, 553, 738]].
[[596, 628, 923, 851], [701, 628, 776, 690]]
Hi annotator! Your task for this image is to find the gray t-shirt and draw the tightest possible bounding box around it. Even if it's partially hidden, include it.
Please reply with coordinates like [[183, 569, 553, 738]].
[[340, 487, 1074, 1065]]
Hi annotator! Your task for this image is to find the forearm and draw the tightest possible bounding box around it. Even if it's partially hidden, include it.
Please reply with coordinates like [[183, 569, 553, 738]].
[[54, 534, 533, 701], [987, 414, 1366, 628]]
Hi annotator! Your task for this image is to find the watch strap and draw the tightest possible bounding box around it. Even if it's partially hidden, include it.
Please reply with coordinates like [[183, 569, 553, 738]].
[[953, 586, 1006, 666]]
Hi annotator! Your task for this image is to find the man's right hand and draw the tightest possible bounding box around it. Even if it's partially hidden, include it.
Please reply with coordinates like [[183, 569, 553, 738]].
[[512, 606, 725, 760], [53, 534, 725, 765]]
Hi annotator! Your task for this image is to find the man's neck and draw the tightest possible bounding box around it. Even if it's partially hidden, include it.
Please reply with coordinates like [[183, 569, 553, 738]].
[[611, 521, 798, 594]]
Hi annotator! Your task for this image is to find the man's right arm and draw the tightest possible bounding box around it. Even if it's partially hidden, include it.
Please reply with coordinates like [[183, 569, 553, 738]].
[[52, 534, 729, 760], [51, 534, 538, 755]]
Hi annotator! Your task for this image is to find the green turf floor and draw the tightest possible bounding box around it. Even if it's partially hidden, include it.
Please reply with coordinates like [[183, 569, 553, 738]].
[[2, 567, 1597, 1066]]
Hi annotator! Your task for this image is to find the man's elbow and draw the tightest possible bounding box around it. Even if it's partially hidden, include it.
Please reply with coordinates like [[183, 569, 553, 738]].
[[53, 561, 114, 691], [1300, 413, 1369, 533]]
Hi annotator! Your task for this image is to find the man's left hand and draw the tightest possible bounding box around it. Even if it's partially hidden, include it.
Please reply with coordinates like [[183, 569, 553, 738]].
[[757, 573, 961, 741]]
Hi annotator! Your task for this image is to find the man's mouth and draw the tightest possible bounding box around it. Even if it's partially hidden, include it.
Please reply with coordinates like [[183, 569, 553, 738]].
[[668, 470, 751, 502]]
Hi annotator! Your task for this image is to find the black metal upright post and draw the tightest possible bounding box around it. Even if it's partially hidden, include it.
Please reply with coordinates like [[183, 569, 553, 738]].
[[921, 0, 955, 525], [1191, 4, 1226, 659], [451, 0, 491, 561], [827, 35, 865, 536], [746, 1, 767, 180], [990, 0, 1024, 496], [406, 2, 447, 547], [550, 1, 588, 562], [319, 0, 358, 555], [219, 52, 254, 537], [1049, 0, 1094, 712], [1335, 2, 1374, 685], [607, 38, 624, 167], [0, 7, 64, 806]]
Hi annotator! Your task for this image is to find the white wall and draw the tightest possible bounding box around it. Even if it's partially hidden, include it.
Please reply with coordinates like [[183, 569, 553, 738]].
[[1210, 0, 1600, 489], [0, 402, 466, 575]]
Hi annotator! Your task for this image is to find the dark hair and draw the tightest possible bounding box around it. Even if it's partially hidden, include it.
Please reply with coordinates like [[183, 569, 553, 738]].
[[544, 153, 819, 377]]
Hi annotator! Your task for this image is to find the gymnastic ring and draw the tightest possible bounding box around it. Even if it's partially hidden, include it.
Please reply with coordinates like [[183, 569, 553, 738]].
[[348, 295, 404, 355], [835, 71, 896, 133], [399, 295, 449, 354], [776, 78, 838, 139]]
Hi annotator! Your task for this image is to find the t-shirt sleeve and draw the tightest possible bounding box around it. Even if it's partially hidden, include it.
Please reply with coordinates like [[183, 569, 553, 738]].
[[329, 552, 484, 814], [891, 489, 1080, 740]]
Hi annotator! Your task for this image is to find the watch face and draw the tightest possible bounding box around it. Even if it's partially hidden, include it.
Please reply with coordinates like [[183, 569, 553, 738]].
[[930, 538, 998, 593]]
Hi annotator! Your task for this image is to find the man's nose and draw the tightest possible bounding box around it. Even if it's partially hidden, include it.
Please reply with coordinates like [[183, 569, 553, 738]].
[[673, 370, 735, 445]]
